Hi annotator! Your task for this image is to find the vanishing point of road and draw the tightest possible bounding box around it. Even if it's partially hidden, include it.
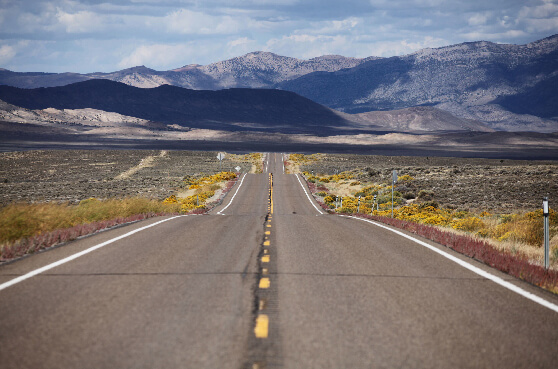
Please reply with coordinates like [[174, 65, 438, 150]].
[[1, 153, 558, 368]]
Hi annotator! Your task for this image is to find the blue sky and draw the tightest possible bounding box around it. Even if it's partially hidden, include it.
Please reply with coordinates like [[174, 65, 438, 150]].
[[1, 0, 557, 73]]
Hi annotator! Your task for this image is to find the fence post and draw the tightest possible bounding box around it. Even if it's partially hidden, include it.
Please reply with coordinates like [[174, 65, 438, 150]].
[[357, 196, 361, 213], [544, 197, 550, 269]]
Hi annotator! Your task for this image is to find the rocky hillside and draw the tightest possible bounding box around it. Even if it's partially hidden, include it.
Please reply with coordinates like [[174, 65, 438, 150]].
[[0, 99, 151, 127], [339, 106, 494, 133], [0, 80, 494, 135], [0, 52, 369, 90], [278, 35, 558, 132]]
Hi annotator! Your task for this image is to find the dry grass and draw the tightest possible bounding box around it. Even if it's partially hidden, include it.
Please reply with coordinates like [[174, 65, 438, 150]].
[[0, 198, 181, 245]]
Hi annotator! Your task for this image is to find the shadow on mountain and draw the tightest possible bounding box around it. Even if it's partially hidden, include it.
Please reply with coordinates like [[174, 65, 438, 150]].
[[0, 80, 350, 134]]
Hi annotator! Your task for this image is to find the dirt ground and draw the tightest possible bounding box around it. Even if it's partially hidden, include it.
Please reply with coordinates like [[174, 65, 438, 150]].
[[0, 150, 253, 205], [299, 154, 558, 213], [2, 150, 557, 213]]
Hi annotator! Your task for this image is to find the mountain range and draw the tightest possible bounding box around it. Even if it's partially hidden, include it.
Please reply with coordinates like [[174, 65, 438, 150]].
[[0, 80, 492, 134], [0, 34, 557, 133]]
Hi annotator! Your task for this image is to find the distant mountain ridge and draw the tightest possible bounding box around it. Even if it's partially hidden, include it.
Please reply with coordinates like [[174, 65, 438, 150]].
[[0, 79, 350, 134], [0, 80, 493, 134], [0, 52, 370, 90], [277, 34, 558, 132], [1, 35, 557, 132]]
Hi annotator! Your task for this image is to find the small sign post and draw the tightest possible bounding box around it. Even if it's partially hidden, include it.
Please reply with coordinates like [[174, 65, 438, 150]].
[[235, 166, 241, 173], [544, 197, 550, 269], [373, 194, 377, 212], [217, 152, 225, 171], [357, 196, 361, 213], [392, 170, 397, 218]]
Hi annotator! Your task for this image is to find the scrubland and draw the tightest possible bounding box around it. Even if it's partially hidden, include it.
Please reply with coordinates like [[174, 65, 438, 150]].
[[288, 153, 558, 291], [0, 150, 256, 261]]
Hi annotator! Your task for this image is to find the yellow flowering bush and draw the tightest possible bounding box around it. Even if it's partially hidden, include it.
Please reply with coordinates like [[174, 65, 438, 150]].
[[187, 171, 236, 189], [451, 217, 486, 232], [397, 174, 414, 182]]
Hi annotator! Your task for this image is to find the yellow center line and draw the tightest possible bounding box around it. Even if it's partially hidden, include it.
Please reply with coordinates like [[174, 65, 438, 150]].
[[263, 240, 270, 246], [259, 277, 270, 289], [262, 268, 268, 275], [265, 231, 270, 235], [254, 314, 269, 338], [262, 255, 270, 263]]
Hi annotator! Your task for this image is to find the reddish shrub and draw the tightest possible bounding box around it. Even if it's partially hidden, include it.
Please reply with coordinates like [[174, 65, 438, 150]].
[[358, 214, 558, 292]]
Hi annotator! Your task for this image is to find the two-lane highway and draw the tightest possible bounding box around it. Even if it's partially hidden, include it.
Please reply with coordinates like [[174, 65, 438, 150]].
[[1, 152, 558, 368]]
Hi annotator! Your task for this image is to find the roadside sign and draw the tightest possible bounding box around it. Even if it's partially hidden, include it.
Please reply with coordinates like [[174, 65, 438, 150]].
[[217, 152, 225, 161], [235, 166, 241, 172], [392, 170, 398, 184]]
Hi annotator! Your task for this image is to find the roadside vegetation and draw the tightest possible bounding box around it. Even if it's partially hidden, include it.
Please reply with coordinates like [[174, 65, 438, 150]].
[[0, 168, 242, 262], [288, 153, 558, 292]]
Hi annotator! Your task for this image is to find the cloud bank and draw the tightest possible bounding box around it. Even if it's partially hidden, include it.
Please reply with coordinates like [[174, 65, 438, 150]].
[[0, 0, 556, 72]]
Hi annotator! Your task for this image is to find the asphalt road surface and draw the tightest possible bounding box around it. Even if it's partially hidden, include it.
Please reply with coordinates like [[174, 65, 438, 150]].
[[1, 153, 558, 368]]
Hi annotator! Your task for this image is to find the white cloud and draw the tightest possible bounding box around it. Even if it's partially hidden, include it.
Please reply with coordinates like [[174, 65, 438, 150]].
[[461, 29, 528, 41], [56, 9, 104, 33], [164, 8, 246, 34], [265, 34, 352, 59], [306, 17, 362, 35], [2, 0, 558, 73], [525, 17, 558, 32], [468, 12, 490, 26], [118, 42, 224, 69], [519, 1, 558, 19], [367, 37, 449, 57], [0, 45, 16, 64]]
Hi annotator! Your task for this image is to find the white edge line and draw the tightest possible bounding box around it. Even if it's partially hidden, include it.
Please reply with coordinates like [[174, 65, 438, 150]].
[[0, 215, 186, 292], [217, 173, 247, 215], [342, 215, 558, 314], [295, 173, 324, 215]]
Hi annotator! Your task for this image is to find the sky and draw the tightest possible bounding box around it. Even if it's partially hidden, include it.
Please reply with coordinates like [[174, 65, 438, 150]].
[[0, 0, 557, 73]]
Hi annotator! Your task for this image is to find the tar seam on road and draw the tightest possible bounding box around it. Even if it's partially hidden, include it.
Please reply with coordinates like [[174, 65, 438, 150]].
[[295, 173, 324, 215], [217, 173, 247, 215], [246, 171, 282, 368], [0, 215, 187, 292], [343, 215, 558, 314]]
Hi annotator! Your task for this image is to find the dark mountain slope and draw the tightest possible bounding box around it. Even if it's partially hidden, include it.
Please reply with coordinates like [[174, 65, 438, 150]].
[[0, 69, 90, 89], [278, 36, 558, 113], [277, 57, 414, 113], [0, 79, 349, 134], [495, 75, 558, 118]]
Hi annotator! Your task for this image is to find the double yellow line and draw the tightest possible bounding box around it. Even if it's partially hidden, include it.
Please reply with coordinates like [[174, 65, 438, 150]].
[[254, 173, 274, 340], [269, 173, 273, 214]]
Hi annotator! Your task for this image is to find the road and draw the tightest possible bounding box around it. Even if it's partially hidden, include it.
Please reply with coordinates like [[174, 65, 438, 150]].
[[1, 153, 558, 368]]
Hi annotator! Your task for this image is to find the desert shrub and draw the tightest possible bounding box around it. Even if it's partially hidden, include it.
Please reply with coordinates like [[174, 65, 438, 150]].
[[453, 210, 471, 219], [163, 195, 178, 204], [452, 217, 486, 232], [398, 174, 414, 182], [419, 201, 439, 209], [315, 191, 328, 197], [417, 190, 434, 201]]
